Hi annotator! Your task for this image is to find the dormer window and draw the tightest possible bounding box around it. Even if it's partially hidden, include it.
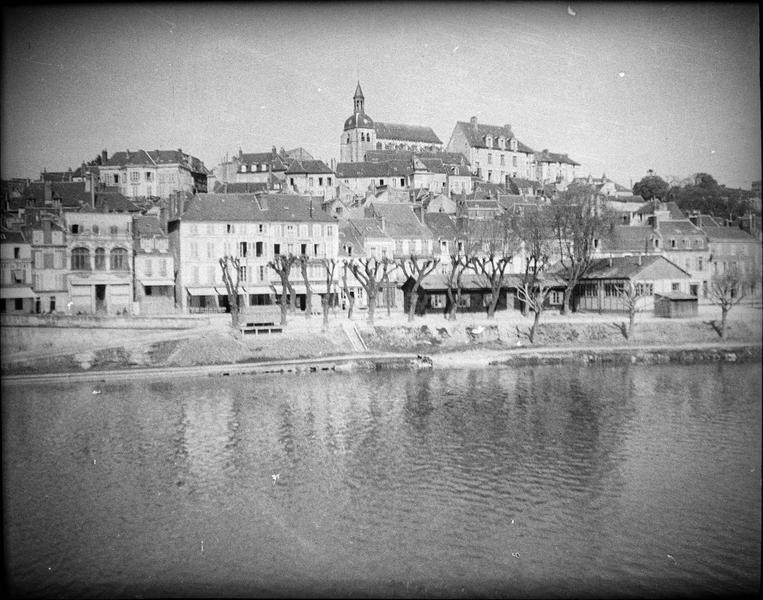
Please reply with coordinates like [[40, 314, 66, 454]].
[[485, 135, 493, 147], [498, 137, 505, 149], [510, 139, 518, 151]]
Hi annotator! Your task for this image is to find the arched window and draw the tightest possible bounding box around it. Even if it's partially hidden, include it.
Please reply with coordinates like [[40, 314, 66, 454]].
[[110, 247, 129, 271], [346, 135, 350, 144], [72, 247, 90, 270], [94, 247, 106, 270]]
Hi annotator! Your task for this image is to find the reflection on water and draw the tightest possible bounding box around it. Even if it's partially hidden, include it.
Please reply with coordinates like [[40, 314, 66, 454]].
[[2, 363, 761, 598]]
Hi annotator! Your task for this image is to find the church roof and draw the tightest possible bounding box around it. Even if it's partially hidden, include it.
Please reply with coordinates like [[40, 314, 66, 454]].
[[374, 122, 442, 144], [344, 112, 374, 131]]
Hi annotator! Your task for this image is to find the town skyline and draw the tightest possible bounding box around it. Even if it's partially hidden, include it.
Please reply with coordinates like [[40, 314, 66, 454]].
[[2, 2, 760, 189]]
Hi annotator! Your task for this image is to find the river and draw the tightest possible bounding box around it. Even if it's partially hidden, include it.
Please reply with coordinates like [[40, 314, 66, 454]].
[[2, 363, 761, 598]]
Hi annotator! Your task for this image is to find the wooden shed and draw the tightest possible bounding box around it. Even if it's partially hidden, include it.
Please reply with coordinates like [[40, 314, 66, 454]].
[[653, 292, 698, 318]]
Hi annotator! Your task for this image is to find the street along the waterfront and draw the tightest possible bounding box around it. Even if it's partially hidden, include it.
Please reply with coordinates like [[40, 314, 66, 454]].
[[2, 362, 761, 598]]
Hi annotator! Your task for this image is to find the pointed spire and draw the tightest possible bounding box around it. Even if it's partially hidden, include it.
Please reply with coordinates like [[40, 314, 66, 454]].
[[354, 80, 364, 99], [353, 81, 365, 114]]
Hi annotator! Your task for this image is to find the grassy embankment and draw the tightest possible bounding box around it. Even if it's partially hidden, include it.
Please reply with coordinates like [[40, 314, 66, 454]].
[[1, 304, 761, 376]]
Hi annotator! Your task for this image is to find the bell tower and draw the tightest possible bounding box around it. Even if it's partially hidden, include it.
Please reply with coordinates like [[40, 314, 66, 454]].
[[340, 81, 376, 163]]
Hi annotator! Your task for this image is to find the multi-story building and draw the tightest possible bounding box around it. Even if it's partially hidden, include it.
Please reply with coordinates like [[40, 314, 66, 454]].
[[215, 148, 290, 187], [700, 224, 762, 296], [335, 161, 412, 195], [533, 149, 580, 185], [284, 159, 335, 197], [168, 193, 339, 313], [133, 216, 176, 315], [340, 82, 444, 163], [63, 210, 134, 314], [0, 230, 34, 313], [98, 148, 208, 200], [446, 117, 535, 184], [28, 217, 68, 313]]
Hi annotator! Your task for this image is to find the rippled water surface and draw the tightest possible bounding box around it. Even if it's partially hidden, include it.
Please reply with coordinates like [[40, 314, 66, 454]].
[[3, 363, 761, 598]]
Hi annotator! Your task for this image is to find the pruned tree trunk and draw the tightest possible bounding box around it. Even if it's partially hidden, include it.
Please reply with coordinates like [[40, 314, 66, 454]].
[[720, 306, 728, 339], [529, 305, 542, 343]]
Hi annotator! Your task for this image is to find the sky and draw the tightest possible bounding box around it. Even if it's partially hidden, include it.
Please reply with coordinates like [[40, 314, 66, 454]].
[[1, 2, 760, 189]]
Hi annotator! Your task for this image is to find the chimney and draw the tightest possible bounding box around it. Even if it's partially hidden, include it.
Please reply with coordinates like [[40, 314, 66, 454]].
[[101, 149, 108, 164], [43, 180, 53, 203], [637, 254, 642, 266], [608, 256, 613, 268], [504, 124, 512, 133], [470, 116, 478, 131]]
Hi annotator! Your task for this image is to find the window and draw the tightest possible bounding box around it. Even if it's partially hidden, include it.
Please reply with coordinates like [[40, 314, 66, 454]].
[[301, 243, 307, 256], [255, 241, 263, 257], [94, 248, 107, 270], [159, 259, 167, 276], [654, 238, 660, 248], [239, 242, 248, 257], [258, 224, 265, 233], [309, 177, 314, 187], [670, 239, 676, 248], [274, 243, 281, 256], [71, 247, 90, 270], [328, 177, 332, 186], [110, 225, 118, 235], [512, 156, 517, 167], [259, 266, 265, 281], [635, 283, 653, 296], [113, 174, 119, 184], [109, 248, 128, 271], [70, 224, 80, 234], [314, 243, 320, 256], [50, 296, 56, 312], [379, 179, 385, 186], [487, 154, 492, 165], [500, 155, 505, 166], [318, 177, 323, 186], [671, 282, 680, 291], [487, 171, 492, 181], [13, 247, 21, 259], [239, 266, 247, 282], [286, 225, 295, 236], [15, 298, 23, 311], [131, 171, 140, 182], [144, 258, 153, 276], [146, 172, 153, 181], [226, 223, 235, 234], [326, 226, 333, 236], [190, 241, 198, 258], [290, 178, 295, 186], [44, 253, 54, 269], [697, 257, 703, 271], [400, 177, 405, 186]]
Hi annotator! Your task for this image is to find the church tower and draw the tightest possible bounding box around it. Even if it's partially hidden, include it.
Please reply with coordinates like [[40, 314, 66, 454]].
[[340, 82, 376, 163]]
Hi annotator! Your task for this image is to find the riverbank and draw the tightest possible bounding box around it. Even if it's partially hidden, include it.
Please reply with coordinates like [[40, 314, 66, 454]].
[[1, 304, 761, 379]]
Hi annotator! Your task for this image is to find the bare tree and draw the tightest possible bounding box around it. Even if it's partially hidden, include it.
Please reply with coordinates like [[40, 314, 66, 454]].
[[709, 267, 749, 338], [268, 253, 297, 326], [219, 255, 243, 328], [397, 254, 440, 321], [341, 260, 356, 320], [321, 258, 337, 331], [616, 280, 649, 340], [516, 280, 553, 343], [550, 183, 616, 314], [445, 253, 469, 320], [511, 204, 554, 316], [468, 253, 512, 319], [380, 257, 398, 317], [298, 255, 313, 319], [348, 257, 386, 325]]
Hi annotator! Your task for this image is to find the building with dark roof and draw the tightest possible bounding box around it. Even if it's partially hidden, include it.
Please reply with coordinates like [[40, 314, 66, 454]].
[[98, 148, 208, 201], [446, 117, 536, 186], [533, 149, 581, 185], [0, 229, 35, 313], [167, 193, 339, 313], [340, 82, 444, 163]]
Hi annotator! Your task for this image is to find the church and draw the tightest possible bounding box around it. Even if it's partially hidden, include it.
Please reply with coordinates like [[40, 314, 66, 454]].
[[340, 82, 444, 162]]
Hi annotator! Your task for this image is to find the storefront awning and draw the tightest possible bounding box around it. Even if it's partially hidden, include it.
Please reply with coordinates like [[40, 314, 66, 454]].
[[0, 286, 36, 299], [242, 285, 276, 294], [139, 278, 175, 286], [186, 287, 218, 296]]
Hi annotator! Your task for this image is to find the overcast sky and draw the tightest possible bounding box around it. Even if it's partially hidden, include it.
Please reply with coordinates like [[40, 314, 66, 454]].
[[2, 2, 760, 189]]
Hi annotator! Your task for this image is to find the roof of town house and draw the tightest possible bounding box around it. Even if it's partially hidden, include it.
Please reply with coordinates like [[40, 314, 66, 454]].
[[133, 216, 165, 238], [335, 161, 412, 179], [366, 203, 433, 240], [700, 225, 759, 241], [347, 218, 390, 240], [581, 255, 691, 280], [284, 147, 314, 161], [338, 222, 364, 257], [0, 230, 27, 244], [40, 170, 76, 182], [180, 193, 264, 222], [257, 194, 336, 223], [284, 159, 334, 175], [364, 150, 470, 166], [534, 149, 580, 166], [691, 214, 723, 227], [423, 213, 459, 240], [657, 219, 706, 237], [374, 122, 442, 144], [454, 121, 535, 153], [635, 201, 685, 219], [237, 151, 288, 169], [605, 226, 658, 254], [103, 149, 208, 173], [213, 181, 271, 194], [21, 181, 91, 208], [93, 193, 141, 213]]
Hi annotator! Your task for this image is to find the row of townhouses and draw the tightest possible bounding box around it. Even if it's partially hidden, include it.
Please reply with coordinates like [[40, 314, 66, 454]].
[[1, 82, 760, 316]]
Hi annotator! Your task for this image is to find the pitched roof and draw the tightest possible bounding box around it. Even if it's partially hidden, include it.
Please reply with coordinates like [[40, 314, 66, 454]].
[[454, 121, 534, 153], [181, 193, 264, 222], [657, 219, 704, 236], [104, 149, 207, 173], [374, 122, 442, 144], [22, 181, 91, 207], [608, 226, 658, 253], [367, 203, 433, 239], [257, 194, 336, 223], [534, 149, 580, 166], [93, 192, 141, 213], [635, 201, 685, 219], [365, 150, 469, 166], [213, 181, 271, 194], [581, 255, 689, 280], [284, 159, 333, 175], [701, 225, 758, 241], [423, 213, 459, 240], [133, 216, 165, 237], [335, 161, 412, 178], [347, 218, 390, 240]]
